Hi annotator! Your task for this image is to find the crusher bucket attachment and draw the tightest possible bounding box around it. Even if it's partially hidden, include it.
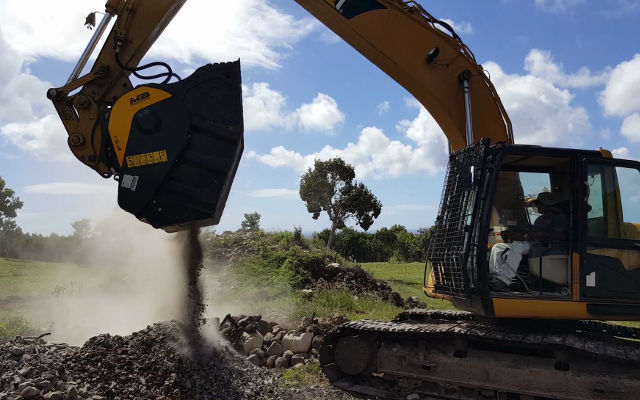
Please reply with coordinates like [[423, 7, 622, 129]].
[[107, 61, 244, 231]]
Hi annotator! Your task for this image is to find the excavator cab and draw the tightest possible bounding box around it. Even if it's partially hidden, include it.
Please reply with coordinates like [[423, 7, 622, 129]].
[[426, 141, 640, 320]]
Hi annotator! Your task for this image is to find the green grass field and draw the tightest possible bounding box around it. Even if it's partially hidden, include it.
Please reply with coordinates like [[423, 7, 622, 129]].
[[359, 261, 454, 310], [2, 257, 638, 342]]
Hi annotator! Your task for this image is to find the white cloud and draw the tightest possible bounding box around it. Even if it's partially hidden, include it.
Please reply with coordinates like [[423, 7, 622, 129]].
[[243, 83, 344, 134], [24, 182, 114, 195], [0, 0, 315, 70], [1, 115, 71, 160], [0, 31, 72, 161], [295, 93, 345, 133], [377, 101, 390, 115], [249, 188, 299, 200], [524, 49, 610, 88], [599, 54, 640, 117], [621, 113, 640, 142], [484, 60, 591, 146], [242, 83, 293, 132], [612, 147, 630, 158], [534, 0, 586, 12], [439, 18, 473, 35], [249, 108, 449, 179]]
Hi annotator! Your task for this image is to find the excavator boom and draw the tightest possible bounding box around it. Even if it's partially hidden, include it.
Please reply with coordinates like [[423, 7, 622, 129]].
[[295, 0, 513, 150]]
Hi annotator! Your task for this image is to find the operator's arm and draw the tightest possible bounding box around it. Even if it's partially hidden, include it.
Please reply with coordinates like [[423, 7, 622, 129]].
[[295, 0, 513, 151]]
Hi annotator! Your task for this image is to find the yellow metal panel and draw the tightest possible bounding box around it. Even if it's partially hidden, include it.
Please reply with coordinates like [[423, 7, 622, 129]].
[[492, 298, 591, 319], [108, 87, 172, 167], [572, 253, 580, 301]]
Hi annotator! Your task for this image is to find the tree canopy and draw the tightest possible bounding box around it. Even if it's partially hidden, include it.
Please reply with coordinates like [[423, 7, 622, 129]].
[[0, 177, 23, 226], [0, 177, 23, 257], [299, 158, 381, 250], [240, 212, 261, 231]]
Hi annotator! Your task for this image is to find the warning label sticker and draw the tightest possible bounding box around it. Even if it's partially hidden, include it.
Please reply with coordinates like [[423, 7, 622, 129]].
[[126, 150, 168, 168]]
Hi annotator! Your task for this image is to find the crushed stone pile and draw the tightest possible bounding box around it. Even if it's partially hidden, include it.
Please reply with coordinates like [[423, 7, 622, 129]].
[[219, 313, 348, 369], [0, 322, 351, 400]]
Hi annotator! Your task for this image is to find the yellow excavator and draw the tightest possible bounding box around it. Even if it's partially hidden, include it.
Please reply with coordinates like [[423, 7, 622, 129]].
[[49, 0, 640, 398]]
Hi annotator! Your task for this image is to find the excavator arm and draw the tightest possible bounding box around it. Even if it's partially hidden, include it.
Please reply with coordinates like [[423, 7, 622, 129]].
[[295, 0, 513, 151], [48, 0, 244, 231], [49, 0, 512, 230]]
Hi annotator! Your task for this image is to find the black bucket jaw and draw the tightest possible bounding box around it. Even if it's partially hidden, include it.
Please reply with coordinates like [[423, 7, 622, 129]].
[[111, 61, 244, 231]]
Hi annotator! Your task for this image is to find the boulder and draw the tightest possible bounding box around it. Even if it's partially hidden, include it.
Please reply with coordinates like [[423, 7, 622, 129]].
[[19, 386, 42, 400], [311, 335, 324, 349], [247, 354, 265, 367], [291, 354, 305, 366], [282, 332, 313, 354], [266, 341, 284, 357], [274, 356, 289, 369], [274, 330, 286, 342], [262, 332, 275, 346], [266, 355, 278, 368], [241, 331, 264, 355], [244, 323, 257, 334]]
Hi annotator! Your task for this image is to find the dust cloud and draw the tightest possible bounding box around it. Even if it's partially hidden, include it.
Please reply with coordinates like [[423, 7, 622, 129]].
[[20, 210, 210, 346]]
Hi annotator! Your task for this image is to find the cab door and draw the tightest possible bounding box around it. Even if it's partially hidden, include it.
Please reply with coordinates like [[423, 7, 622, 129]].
[[580, 158, 640, 302]]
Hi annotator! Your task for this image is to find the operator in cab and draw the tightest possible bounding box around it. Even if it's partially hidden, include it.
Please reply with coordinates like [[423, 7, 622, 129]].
[[489, 191, 569, 291]]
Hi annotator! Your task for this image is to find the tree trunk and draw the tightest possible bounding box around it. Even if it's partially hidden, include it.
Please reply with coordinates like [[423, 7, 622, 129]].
[[327, 219, 338, 250]]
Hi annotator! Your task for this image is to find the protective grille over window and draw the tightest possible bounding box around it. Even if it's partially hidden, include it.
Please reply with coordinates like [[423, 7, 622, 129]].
[[427, 140, 488, 299]]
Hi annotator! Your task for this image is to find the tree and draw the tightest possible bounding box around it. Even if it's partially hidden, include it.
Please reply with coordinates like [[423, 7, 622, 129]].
[[299, 158, 382, 250], [0, 177, 23, 258], [240, 212, 261, 231], [71, 218, 92, 239]]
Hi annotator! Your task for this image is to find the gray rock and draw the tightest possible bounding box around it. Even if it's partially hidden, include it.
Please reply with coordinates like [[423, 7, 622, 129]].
[[266, 341, 284, 357], [19, 386, 42, 400], [37, 379, 53, 393], [44, 391, 65, 400], [274, 356, 289, 369], [283, 350, 294, 360], [9, 347, 24, 357], [291, 354, 305, 366], [274, 330, 286, 342], [255, 320, 272, 335], [244, 323, 257, 334], [17, 381, 35, 391], [262, 332, 274, 346], [67, 386, 78, 400], [247, 354, 265, 367], [312, 334, 324, 349], [266, 355, 278, 368], [282, 332, 313, 354], [241, 331, 264, 355]]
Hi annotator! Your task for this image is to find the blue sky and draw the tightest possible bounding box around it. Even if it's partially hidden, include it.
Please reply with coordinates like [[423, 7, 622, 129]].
[[0, 0, 639, 235]]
